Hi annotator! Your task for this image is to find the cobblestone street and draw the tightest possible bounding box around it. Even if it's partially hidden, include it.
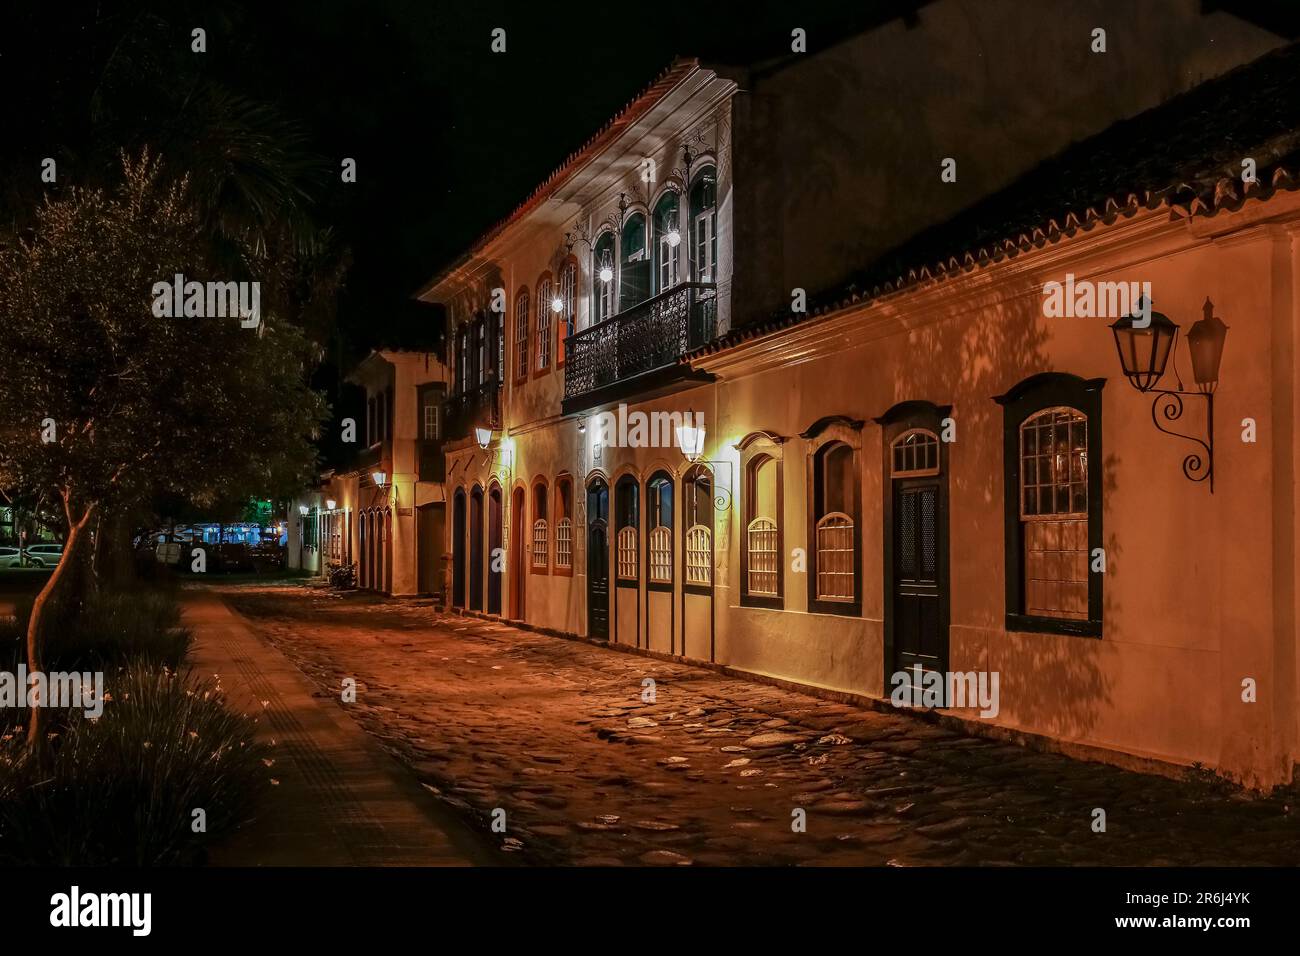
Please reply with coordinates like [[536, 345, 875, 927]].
[[221, 584, 1300, 866]]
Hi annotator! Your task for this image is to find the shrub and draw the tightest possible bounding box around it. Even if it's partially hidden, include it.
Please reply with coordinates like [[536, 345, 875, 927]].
[[5, 588, 192, 673], [0, 664, 269, 865]]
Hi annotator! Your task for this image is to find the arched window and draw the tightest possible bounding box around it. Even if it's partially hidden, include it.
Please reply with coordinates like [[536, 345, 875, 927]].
[[996, 373, 1104, 636], [535, 276, 552, 374], [689, 167, 717, 284], [653, 191, 681, 293], [557, 259, 576, 367], [531, 479, 549, 571], [811, 441, 858, 610], [891, 429, 940, 477], [514, 289, 529, 383], [744, 453, 781, 599], [619, 212, 649, 312], [684, 466, 712, 588], [615, 476, 639, 583], [593, 230, 615, 322], [554, 476, 573, 573], [647, 472, 673, 586]]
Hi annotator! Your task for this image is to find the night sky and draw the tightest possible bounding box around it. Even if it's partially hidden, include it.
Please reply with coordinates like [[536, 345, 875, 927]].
[[1, 0, 919, 360]]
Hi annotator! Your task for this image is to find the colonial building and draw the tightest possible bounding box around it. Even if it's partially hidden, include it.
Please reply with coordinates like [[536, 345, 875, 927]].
[[416, 7, 1300, 788], [290, 348, 449, 596]]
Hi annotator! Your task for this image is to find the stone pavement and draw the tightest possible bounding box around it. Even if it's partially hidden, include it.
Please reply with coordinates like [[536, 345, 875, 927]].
[[222, 584, 1300, 866], [183, 589, 493, 866]]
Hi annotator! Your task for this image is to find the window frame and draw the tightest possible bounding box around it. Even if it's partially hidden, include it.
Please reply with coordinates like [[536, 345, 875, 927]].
[[615, 475, 639, 586], [805, 428, 863, 617], [739, 433, 785, 609], [553, 475, 574, 576], [557, 257, 576, 368], [995, 373, 1105, 637], [645, 471, 674, 590], [533, 273, 553, 378], [513, 288, 530, 384], [530, 478, 549, 574], [593, 229, 616, 323], [682, 465, 714, 595]]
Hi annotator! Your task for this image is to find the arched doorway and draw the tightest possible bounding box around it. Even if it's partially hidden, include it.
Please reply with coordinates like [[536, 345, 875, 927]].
[[510, 486, 526, 619], [452, 490, 466, 607], [487, 484, 503, 615], [469, 486, 484, 611], [586, 477, 610, 640]]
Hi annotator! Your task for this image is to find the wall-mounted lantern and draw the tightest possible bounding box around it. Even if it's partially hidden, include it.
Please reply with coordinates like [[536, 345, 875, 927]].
[[475, 426, 493, 450], [326, 499, 337, 511], [1109, 297, 1227, 491], [371, 471, 387, 488], [298, 504, 309, 516], [674, 409, 731, 511], [675, 413, 706, 463]]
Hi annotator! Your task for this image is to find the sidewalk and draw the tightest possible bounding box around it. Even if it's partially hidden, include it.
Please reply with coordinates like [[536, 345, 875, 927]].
[[182, 588, 494, 866]]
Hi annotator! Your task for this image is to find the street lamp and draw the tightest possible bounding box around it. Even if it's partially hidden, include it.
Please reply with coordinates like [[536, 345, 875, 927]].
[[326, 499, 337, 511], [371, 471, 387, 488], [475, 426, 493, 449], [298, 504, 309, 516], [675, 413, 705, 463], [1109, 297, 1227, 492]]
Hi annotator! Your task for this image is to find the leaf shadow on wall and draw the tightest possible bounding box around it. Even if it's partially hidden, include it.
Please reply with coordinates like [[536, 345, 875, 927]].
[[888, 290, 1115, 740]]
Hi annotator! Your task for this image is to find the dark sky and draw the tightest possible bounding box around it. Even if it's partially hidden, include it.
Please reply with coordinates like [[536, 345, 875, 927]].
[[2, 0, 1293, 358]]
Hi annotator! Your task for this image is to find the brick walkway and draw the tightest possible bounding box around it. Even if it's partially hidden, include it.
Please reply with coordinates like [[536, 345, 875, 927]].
[[221, 584, 1300, 866]]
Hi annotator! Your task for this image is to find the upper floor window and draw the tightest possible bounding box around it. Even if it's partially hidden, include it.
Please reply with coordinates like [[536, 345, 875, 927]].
[[620, 213, 649, 313], [811, 440, 858, 612], [996, 373, 1104, 636], [653, 191, 681, 293], [558, 260, 576, 366], [594, 231, 615, 323], [421, 389, 441, 440], [535, 276, 552, 373], [690, 168, 717, 284], [495, 312, 505, 388], [475, 320, 487, 386], [456, 326, 468, 394], [514, 289, 529, 383]]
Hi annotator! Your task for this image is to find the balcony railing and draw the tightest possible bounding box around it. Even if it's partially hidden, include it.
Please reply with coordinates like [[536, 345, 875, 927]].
[[443, 377, 501, 440], [564, 283, 716, 403]]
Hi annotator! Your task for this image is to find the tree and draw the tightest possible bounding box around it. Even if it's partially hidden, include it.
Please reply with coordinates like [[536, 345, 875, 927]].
[[0, 151, 327, 747]]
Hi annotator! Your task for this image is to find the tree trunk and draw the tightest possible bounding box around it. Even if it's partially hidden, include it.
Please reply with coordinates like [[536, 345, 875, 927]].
[[25, 501, 95, 750]]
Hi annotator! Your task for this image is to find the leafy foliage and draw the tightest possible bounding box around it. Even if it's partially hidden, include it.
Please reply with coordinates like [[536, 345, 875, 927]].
[[0, 664, 269, 866], [0, 150, 328, 518]]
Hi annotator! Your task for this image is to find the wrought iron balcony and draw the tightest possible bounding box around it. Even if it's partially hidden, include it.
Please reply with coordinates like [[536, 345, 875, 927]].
[[563, 282, 716, 414], [443, 377, 502, 441]]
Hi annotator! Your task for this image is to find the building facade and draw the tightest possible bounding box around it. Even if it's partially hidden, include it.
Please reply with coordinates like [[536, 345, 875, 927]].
[[418, 7, 1300, 787], [290, 348, 450, 596]]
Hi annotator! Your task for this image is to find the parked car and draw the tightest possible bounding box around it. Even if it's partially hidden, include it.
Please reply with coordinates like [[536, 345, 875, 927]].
[[0, 545, 24, 568], [23, 543, 64, 567]]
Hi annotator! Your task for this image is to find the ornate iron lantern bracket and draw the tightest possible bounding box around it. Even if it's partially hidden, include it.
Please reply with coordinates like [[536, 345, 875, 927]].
[[1148, 390, 1214, 491]]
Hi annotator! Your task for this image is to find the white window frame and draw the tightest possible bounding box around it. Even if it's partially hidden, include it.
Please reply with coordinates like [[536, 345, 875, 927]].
[[617, 526, 638, 581], [532, 518, 548, 569], [535, 279, 552, 371], [815, 512, 854, 601], [746, 517, 779, 596], [685, 524, 711, 586], [555, 517, 572, 570]]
